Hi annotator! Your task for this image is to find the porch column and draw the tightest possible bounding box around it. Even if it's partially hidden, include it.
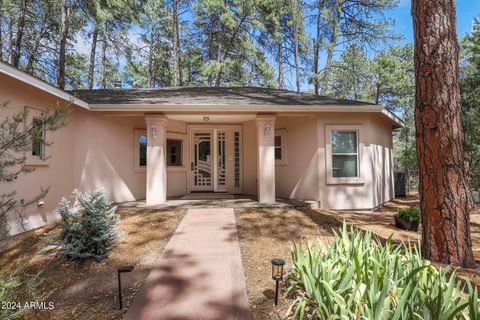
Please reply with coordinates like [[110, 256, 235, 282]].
[[255, 115, 276, 203], [145, 114, 168, 205]]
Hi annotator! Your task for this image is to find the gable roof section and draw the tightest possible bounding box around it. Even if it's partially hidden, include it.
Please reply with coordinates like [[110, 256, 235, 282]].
[[0, 61, 89, 109], [73, 86, 374, 106], [73, 87, 403, 128], [0, 61, 401, 128]]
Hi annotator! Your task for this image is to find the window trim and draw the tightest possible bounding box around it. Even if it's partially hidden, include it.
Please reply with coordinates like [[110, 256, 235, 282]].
[[274, 129, 287, 166], [25, 107, 49, 166], [134, 129, 147, 173], [325, 125, 364, 185]]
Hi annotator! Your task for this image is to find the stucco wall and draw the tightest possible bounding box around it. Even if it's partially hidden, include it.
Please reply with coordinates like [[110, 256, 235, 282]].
[[274, 112, 394, 209], [1, 73, 78, 234], [1, 73, 395, 235]]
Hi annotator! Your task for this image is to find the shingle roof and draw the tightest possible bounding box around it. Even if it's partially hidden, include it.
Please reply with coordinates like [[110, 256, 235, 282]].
[[71, 86, 377, 106]]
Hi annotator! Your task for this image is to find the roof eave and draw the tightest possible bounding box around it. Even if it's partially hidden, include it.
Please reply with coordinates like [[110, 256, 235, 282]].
[[0, 62, 90, 110]]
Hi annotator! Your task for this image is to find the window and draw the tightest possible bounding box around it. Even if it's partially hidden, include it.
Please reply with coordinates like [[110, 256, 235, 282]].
[[139, 134, 147, 167], [134, 129, 147, 172], [31, 117, 45, 159], [167, 139, 183, 166], [326, 125, 364, 184], [331, 131, 358, 178], [274, 129, 287, 165], [234, 131, 241, 188], [25, 107, 49, 166]]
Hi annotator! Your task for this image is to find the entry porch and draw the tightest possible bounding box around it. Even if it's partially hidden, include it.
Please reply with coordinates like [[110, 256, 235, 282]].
[[143, 114, 277, 205]]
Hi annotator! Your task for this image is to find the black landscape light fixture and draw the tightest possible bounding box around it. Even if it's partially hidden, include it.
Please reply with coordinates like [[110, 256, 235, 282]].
[[271, 258, 285, 306], [118, 266, 134, 310]]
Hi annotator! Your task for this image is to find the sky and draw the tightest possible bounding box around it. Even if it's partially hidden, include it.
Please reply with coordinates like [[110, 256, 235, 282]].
[[387, 0, 480, 44], [73, 0, 480, 91]]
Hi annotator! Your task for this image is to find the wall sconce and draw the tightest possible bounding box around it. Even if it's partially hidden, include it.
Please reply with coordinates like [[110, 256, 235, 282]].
[[37, 200, 45, 207], [271, 258, 285, 306], [264, 123, 272, 137], [203, 116, 210, 122], [150, 125, 157, 138]]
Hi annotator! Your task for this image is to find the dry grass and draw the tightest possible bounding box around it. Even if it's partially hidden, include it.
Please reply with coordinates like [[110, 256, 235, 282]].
[[0, 207, 186, 320], [235, 195, 480, 320]]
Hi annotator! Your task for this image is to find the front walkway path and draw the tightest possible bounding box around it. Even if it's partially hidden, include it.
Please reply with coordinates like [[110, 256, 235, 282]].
[[123, 208, 250, 320]]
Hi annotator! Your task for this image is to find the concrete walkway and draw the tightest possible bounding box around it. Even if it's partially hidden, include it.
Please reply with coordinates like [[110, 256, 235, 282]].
[[123, 208, 250, 320]]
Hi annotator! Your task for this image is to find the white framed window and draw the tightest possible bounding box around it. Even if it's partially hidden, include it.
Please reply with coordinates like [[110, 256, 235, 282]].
[[274, 129, 287, 165], [326, 125, 364, 184], [167, 139, 183, 166], [25, 107, 49, 166], [134, 129, 147, 172]]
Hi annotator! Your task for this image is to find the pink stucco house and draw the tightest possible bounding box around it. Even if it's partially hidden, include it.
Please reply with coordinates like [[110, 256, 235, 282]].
[[1, 61, 402, 235]]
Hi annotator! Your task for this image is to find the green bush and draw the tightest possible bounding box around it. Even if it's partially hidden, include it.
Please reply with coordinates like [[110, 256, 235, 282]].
[[286, 222, 480, 319], [0, 264, 51, 320], [57, 189, 124, 261], [396, 206, 421, 221]]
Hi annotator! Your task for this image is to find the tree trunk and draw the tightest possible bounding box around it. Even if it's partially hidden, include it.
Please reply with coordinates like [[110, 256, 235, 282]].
[[13, 0, 28, 67], [57, 0, 68, 89], [101, 25, 107, 89], [147, 33, 154, 87], [278, 34, 284, 90], [87, 26, 99, 90], [26, 16, 48, 73], [412, 0, 476, 267], [172, 0, 181, 86], [320, 14, 339, 95], [8, 19, 14, 64], [0, 13, 3, 61], [313, 5, 322, 95], [293, 0, 300, 93]]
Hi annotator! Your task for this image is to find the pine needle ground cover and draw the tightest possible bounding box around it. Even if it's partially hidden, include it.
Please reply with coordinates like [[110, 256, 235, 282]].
[[287, 223, 480, 319], [0, 207, 186, 320]]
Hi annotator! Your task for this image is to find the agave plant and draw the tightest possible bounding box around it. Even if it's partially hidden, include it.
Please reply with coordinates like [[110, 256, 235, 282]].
[[286, 222, 480, 320]]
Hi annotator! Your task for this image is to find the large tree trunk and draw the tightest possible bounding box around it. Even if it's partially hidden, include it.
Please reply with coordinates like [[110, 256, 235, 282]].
[[12, 0, 28, 67], [57, 0, 68, 89], [278, 34, 284, 90], [87, 26, 99, 89], [172, 0, 181, 86], [412, 0, 476, 267]]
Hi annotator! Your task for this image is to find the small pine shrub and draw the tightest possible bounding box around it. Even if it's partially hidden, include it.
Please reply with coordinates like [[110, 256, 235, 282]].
[[396, 206, 421, 221], [57, 189, 124, 261]]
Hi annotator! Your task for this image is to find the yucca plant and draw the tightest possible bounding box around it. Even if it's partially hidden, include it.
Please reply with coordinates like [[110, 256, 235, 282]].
[[286, 222, 480, 319]]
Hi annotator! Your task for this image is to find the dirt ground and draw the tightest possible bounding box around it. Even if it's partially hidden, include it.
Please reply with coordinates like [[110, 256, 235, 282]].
[[235, 195, 480, 320], [2, 196, 480, 320], [0, 207, 186, 320]]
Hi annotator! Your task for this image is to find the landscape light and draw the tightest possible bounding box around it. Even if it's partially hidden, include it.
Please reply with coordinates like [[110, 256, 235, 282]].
[[271, 258, 285, 306], [118, 266, 134, 310]]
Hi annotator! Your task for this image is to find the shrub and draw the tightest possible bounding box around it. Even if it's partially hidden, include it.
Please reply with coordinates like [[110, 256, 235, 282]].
[[286, 222, 480, 319], [57, 189, 124, 261], [396, 206, 421, 221]]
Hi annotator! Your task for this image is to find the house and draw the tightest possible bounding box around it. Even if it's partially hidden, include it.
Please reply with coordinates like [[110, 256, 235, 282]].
[[0, 61, 402, 235]]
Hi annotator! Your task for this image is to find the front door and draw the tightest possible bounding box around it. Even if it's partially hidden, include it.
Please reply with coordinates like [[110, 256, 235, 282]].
[[189, 126, 242, 193], [191, 130, 214, 191]]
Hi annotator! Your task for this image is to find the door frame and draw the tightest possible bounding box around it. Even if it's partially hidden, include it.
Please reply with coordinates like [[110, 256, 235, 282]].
[[187, 124, 243, 194]]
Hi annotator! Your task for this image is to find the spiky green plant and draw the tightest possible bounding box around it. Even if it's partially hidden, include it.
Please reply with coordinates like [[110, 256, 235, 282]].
[[286, 222, 480, 319]]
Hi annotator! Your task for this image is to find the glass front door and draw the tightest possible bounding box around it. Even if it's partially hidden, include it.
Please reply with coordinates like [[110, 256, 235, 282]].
[[191, 131, 213, 191]]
